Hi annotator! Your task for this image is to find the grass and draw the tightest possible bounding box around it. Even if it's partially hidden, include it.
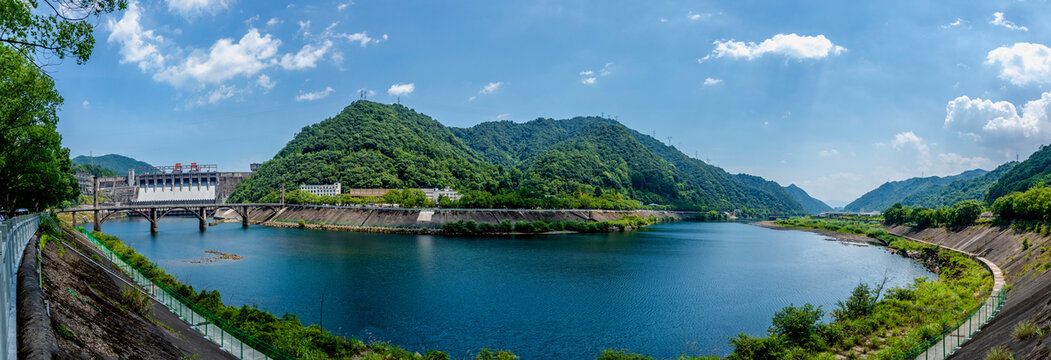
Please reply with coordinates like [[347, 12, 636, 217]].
[[1011, 319, 1043, 340], [121, 286, 151, 317], [56, 323, 77, 340], [985, 345, 1013, 360]]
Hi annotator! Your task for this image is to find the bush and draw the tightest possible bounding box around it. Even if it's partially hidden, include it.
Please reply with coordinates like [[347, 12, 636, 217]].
[[473, 349, 518, 360], [1012, 319, 1043, 340], [595, 350, 654, 360], [121, 286, 151, 317], [297, 219, 306, 229]]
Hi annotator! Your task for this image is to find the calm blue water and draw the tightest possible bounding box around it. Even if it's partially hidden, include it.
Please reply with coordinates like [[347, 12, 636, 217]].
[[100, 218, 932, 359]]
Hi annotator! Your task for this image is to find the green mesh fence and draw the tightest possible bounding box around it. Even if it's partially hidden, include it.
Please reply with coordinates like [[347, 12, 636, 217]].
[[78, 228, 295, 360], [890, 286, 1007, 360]]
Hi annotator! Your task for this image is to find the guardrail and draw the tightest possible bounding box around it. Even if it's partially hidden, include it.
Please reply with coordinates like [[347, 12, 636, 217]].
[[1, 214, 42, 360], [891, 286, 1007, 359], [77, 228, 295, 360]]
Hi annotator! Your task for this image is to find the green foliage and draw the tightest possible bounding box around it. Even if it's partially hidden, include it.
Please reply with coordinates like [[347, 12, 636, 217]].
[[72, 154, 151, 174], [231, 102, 806, 213], [769, 304, 825, 349], [899, 162, 1018, 209], [985, 345, 1014, 360], [784, 184, 832, 215], [0, 45, 78, 211], [472, 349, 518, 360], [833, 283, 882, 321], [121, 286, 151, 317], [72, 162, 118, 177], [949, 200, 984, 228], [988, 144, 1051, 202], [441, 216, 662, 234], [0, 0, 127, 65], [1012, 319, 1043, 340], [992, 185, 1051, 223], [845, 169, 989, 212]]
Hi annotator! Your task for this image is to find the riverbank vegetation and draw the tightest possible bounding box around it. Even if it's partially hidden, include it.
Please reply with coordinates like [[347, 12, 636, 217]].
[[754, 218, 991, 359], [882, 200, 985, 228]]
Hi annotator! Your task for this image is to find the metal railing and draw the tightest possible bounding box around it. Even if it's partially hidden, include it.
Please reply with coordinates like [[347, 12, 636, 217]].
[[78, 228, 295, 360], [1, 214, 42, 360]]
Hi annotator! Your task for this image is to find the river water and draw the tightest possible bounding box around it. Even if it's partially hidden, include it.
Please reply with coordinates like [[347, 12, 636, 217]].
[[100, 218, 932, 359]]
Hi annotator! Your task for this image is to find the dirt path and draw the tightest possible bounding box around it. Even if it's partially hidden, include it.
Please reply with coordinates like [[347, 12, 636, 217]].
[[20, 226, 237, 359]]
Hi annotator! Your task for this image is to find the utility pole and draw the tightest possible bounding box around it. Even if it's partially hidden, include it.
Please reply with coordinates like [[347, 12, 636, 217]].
[[280, 182, 286, 206]]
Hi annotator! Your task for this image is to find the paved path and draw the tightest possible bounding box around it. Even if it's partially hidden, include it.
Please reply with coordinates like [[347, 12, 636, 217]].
[[887, 231, 1006, 360]]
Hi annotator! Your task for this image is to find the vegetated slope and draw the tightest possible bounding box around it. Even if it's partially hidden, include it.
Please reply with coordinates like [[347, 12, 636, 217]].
[[783, 184, 832, 214], [229, 101, 502, 202], [455, 116, 806, 213], [844, 169, 988, 212], [231, 101, 805, 213], [72, 163, 118, 177], [898, 162, 1018, 208], [986, 144, 1051, 202], [71, 154, 152, 174]]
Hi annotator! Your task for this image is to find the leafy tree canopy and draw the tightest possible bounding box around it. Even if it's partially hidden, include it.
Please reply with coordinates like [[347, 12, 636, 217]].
[[1, 0, 127, 65]]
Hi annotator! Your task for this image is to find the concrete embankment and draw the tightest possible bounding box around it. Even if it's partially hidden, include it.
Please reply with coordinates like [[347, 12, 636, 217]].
[[249, 206, 693, 228], [886, 225, 1051, 360]]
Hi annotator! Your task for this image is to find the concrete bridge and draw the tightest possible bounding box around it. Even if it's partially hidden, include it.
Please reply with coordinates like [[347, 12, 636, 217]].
[[56, 203, 285, 233]]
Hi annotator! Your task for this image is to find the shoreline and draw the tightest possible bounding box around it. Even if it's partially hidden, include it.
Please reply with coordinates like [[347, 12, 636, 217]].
[[752, 220, 887, 246]]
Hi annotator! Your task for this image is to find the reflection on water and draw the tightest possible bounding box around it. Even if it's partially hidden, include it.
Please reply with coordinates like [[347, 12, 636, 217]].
[[101, 218, 933, 359]]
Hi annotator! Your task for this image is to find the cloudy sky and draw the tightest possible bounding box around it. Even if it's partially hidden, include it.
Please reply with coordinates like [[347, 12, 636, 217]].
[[52, 0, 1051, 206]]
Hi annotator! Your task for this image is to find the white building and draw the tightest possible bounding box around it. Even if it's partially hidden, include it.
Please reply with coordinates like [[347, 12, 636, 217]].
[[300, 182, 342, 197], [421, 187, 462, 202]]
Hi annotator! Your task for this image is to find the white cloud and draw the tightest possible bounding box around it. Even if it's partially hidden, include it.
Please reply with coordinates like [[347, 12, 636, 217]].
[[201, 84, 238, 104], [388, 83, 415, 96], [496, 113, 511, 120], [106, 2, 165, 71], [936, 153, 994, 174], [579, 62, 613, 84], [945, 93, 1051, 155], [698, 33, 846, 62], [479, 82, 502, 95], [990, 12, 1028, 31], [295, 87, 333, 101], [688, 11, 710, 21], [278, 40, 333, 70], [941, 17, 964, 29], [296, 20, 311, 38], [154, 28, 281, 86], [166, 0, 232, 16], [659, 17, 668, 23], [339, 32, 385, 47], [257, 74, 275, 90], [703, 78, 723, 86], [986, 43, 1051, 86], [891, 131, 931, 171], [266, 17, 280, 26], [82, 100, 90, 108], [817, 149, 839, 157]]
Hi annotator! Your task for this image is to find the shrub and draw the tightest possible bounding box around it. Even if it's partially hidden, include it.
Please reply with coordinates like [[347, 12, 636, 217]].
[[985, 345, 1014, 360], [595, 349, 654, 360], [122, 286, 151, 317], [297, 219, 306, 229], [1012, 319, 1043, 340], [770, 303, 824, 349], [473, 349, 518, 360]]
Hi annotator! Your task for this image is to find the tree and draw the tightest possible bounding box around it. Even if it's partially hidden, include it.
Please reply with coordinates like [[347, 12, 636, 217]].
[[883, 203, 911, 225], [0, 45, 77, 210], [1, 0, 127, 66], [949, 199, 984, 227], [769, 303, 824, 349]]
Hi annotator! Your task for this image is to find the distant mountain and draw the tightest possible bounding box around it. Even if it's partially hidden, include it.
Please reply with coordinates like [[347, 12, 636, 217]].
[[231, 101, 806, 213], [844, 169, 988, 212], [783, 184, 832, 215], [986, 145, 1051, 202], [72, 154, 152, 175], [899, 162, 1017, 208], [72, 163, 118, 177]]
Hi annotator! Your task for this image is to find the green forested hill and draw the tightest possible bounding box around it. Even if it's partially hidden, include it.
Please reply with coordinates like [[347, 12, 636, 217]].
[[898, 162, 1017, 208], [230, 101, 805, 213], [986, 145, 1051, 202], [72, 154, 152, 174], [783, 184, 832, 215], [844, 169, 988, 212]]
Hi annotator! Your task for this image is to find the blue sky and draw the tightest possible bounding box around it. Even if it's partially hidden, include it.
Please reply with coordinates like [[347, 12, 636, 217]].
[[52, 0, 1051, 205]]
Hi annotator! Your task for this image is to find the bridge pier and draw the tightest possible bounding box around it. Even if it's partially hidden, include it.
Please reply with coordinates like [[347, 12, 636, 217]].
[[93, 209, 101, 232], [149, 208, 158, 233], [241, 206, 249, 228], [198, 207, 207, 231], [71, 211, 76, 227]]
